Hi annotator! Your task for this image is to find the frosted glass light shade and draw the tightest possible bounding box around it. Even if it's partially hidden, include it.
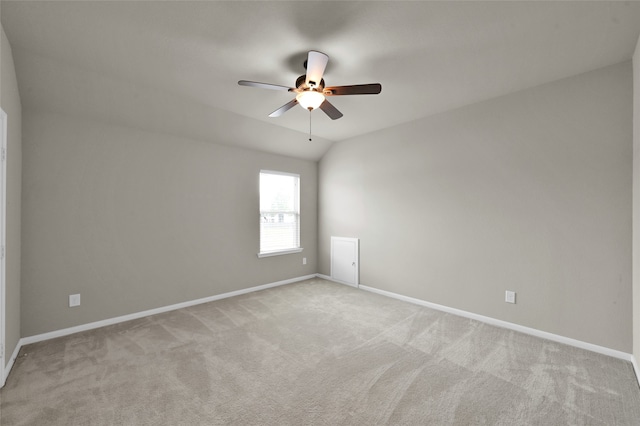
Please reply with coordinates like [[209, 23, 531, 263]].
[[296, 90, 325, 110]]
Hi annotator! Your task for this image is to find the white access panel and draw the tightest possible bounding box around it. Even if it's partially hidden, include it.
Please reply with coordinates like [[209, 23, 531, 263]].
[[331, 237, 359, 287]]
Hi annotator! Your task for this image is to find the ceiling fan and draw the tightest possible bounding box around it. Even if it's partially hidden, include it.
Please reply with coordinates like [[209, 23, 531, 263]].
[[238, 50, 382, 120]]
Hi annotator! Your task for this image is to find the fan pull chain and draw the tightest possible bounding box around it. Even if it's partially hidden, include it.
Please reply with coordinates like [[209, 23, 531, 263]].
[[309, 109, 312, 141]]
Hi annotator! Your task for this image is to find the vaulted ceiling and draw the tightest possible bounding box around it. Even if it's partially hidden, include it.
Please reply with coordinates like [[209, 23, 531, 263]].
[[3, 1, 640, 160]]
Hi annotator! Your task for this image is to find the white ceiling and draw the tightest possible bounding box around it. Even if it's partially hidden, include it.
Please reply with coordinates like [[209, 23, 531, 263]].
[[3, 1, 640, 161]]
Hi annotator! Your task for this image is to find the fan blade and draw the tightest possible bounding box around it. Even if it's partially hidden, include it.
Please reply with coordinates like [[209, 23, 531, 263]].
[[238, 80, 294, 91], [324, 83, 382, 96], [319, 100, 343, 120], [305, 51, 329, 89], [269, 99, 298, 117]]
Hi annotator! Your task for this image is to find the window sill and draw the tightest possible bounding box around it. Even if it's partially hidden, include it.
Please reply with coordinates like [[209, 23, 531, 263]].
[[257, 248, 304, 258]]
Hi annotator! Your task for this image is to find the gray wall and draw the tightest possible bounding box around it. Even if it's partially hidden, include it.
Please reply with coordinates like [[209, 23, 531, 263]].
[[319, 62, 632, 352], [1, 25, 22, 368], [21, 110, 317, 337]]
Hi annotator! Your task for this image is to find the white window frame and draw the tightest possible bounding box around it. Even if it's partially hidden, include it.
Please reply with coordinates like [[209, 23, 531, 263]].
[[258, 170, 303, 258]]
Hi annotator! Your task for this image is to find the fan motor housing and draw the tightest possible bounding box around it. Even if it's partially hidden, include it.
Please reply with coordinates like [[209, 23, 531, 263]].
[[296, 74, 324, 91]]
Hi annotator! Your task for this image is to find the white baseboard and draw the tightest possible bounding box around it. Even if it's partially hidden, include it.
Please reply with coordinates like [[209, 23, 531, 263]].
[[5, 274, 639, 391], [20, 274, 316, 347], [323, 275, 640, 389], [1, 339, 22, 386], [356, 283, 633, 363], [1, 275, 314, 387], [631, 355, 640, 389], [316, 273, 358, 288]]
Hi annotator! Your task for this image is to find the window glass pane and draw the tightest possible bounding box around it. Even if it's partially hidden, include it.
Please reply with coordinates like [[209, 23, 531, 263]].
[[259, 171, 300, 253], [260, 173, 296, 212]]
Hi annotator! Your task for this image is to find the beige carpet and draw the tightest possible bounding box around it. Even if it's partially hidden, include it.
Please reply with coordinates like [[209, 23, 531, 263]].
[[1, 278, 639, 425]]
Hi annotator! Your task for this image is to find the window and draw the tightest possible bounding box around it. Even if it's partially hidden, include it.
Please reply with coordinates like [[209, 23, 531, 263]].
[[259, 170, 302, 257]]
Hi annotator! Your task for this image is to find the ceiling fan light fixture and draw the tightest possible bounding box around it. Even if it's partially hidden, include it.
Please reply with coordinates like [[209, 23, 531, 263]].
[[239, 50, 381, 121], [296, 90, 325, 110]]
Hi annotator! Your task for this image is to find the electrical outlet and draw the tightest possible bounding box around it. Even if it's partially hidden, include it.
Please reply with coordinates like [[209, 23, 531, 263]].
[[69, 294, 81, 307], [303, 257, 307, 265], [505, 291, 516, 304]]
